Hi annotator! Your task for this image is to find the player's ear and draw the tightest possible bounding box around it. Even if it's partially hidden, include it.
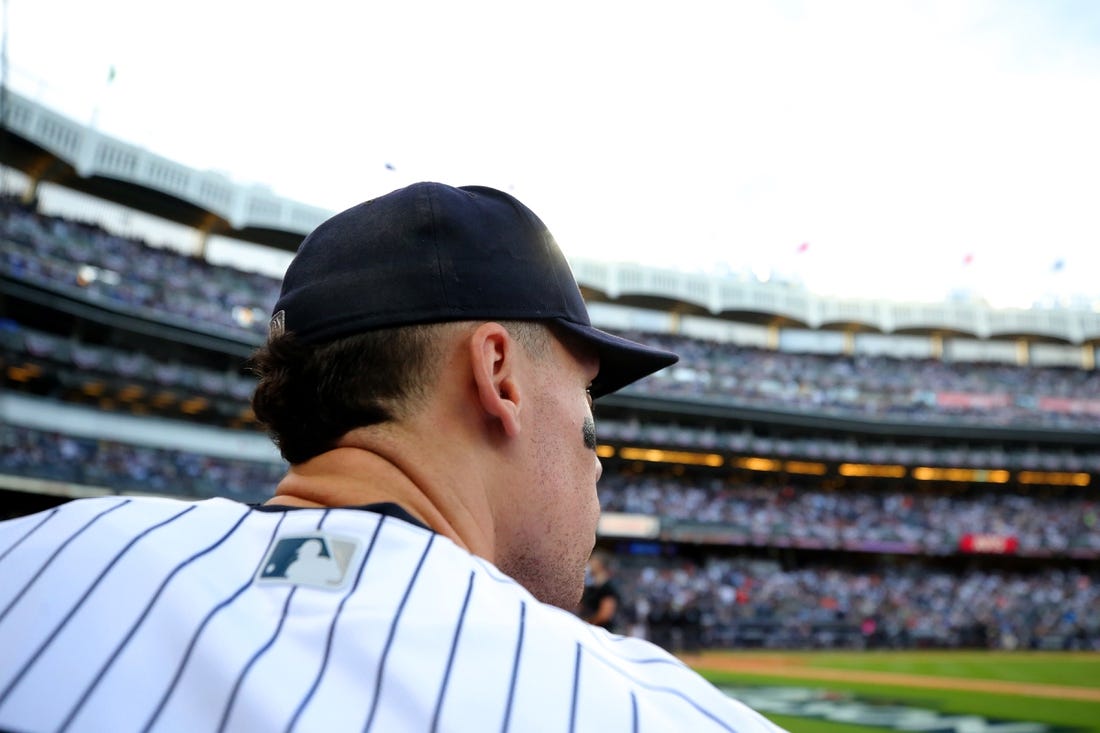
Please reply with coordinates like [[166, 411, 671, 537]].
[[469, 322, 522, 437]]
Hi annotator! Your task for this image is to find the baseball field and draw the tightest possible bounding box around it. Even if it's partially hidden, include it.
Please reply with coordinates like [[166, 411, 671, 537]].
[[682, 650, 1100, 732]]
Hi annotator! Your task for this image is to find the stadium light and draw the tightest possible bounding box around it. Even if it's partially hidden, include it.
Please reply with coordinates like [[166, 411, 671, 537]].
[[618, 447, 724, 467], [783, 460, 827, 475], [838, 463, 907, 478], [1017, 471, 1090, 487], [6, 364, 41, 382], [179, 397, 209, 415], [117, 384, 145, 402], [733, 456, 783, 472], [912, 467, 1011, 483]]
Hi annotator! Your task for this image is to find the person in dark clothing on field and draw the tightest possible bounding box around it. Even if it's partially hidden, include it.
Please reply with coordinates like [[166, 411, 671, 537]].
[[579, 550, 621, 632]]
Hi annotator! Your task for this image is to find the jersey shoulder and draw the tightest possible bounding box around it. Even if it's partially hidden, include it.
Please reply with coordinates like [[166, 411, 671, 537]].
[[0, 498, 786, 732]]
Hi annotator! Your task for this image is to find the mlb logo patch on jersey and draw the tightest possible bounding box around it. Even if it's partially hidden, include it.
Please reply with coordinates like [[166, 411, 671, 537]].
[[255, 533, 362, 590]]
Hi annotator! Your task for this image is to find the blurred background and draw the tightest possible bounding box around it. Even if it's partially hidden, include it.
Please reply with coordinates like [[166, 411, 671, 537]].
[[1, 0, 1098, 708]]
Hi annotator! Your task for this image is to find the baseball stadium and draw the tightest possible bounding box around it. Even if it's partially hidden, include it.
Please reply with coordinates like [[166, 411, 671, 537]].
[[2, 86, 1100, 730], [1, 85, 1098, 732]]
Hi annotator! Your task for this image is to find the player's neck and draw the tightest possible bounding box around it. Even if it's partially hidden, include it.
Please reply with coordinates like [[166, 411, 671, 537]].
[[266, 446, 481, 555]]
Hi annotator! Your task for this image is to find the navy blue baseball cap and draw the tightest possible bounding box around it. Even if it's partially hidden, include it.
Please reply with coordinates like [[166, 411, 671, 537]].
[[270, 182, 677, 398]]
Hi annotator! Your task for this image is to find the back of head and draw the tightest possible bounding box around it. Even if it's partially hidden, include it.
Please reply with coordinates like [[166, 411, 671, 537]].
[[251, 322, 458, 463], [251, 182, 677, 462]]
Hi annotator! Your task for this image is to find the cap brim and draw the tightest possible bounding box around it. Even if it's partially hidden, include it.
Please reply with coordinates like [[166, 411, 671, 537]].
[[552, 320, 679, 398]]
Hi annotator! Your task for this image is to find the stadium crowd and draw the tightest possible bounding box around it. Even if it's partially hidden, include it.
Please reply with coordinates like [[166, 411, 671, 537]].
[[613, 555, 1099, 652], [622, 331, 1100, 430], [0, 424, 283, 502], [599, 418, 1100, 473], [4, 424, 1097, 557], [1, 198, 278, 338], [3, 425, 1095, 651], [598, 472, 1100, 555], [4, 199, 1100, 431], [1, 323, 255, 403], [8, 318, 1100, 474]]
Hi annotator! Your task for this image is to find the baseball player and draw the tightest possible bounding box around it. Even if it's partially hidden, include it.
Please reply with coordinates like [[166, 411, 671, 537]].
[[0, 182, 787, 732]]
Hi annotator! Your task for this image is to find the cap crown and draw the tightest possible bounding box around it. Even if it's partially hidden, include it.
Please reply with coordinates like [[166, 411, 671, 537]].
[[273, 183, 592, 344]]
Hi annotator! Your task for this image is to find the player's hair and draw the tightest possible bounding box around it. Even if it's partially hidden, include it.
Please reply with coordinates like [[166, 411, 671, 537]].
[[250, 320, 551, 464]]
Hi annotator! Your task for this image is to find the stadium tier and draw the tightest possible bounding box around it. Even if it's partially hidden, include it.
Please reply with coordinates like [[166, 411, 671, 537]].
[[5, 205, 1100, 434], [2, 97, 1098, 652], [1, 198, 276, 341]]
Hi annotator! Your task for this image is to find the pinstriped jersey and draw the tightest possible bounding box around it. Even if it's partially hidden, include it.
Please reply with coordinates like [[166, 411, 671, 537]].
[[0, 496, 787, 733]]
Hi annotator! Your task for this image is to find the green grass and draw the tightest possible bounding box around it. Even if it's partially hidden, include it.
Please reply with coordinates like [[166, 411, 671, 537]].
[[795, 650, 1100, 687], [691, 651, 1100, 733], [761, 716, 897, 733]]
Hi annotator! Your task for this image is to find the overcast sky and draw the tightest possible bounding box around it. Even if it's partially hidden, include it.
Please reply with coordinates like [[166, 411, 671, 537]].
[[5, 0, 1100, 308]]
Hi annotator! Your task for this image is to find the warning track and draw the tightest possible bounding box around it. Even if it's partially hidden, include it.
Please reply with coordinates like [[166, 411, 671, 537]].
[[679, 652, 1100, 703]]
